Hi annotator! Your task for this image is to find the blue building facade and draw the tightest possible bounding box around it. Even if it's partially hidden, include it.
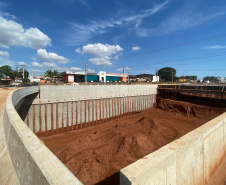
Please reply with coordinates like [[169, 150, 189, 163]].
[[106, 76, 119, 82], [85, 75, 98, 82]]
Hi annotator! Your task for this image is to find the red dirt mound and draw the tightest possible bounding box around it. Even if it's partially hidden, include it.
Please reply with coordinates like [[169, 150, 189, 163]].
[[157, 98, 226, 120], [41, 106, 212, 185]]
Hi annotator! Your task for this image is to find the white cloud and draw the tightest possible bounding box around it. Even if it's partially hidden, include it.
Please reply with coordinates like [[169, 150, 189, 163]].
[[32, 69, 44, 73], [67, 1, 169, 45], [123, 0, 169, 27], [31, 61, 89, 73], [75, 48, 81, 53], [67, 2, 226, 43], [70, 67, 82, 71], [0, 57, 15, 66], [132, 46, 141, 51], [76, 43, 123, 66], [32, 62, 43, 68], [150, 11, 226, 36], [68, 67, 95, 73], [117, 67, 131, 71], [0, 50, 9, 57], [17, 61, 26, 65], [89, 57, 112, 66], [0, 16, 51, 49], [203, 45, 226, 49], [42, 62, 56, 68], [87, 69, 95, 73], [37, 49, 70, 64], [82, 43, 123, 57], [0, 12, 17, 20], [32, 61, 66, 71]]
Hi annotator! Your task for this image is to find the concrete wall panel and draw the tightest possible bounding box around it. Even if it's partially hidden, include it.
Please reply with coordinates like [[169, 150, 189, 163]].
[[176, 137, 203, 185], [40, 85, 158, 103], [203, 125, 224, 184], [120, 113, 226, 185]]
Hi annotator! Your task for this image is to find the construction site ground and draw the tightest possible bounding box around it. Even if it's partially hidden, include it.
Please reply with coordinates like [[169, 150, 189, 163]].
[[41, 99, 226, 185]]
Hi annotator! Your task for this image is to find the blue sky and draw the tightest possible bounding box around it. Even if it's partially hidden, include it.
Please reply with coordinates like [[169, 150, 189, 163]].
[[0, 0, 226, 79]]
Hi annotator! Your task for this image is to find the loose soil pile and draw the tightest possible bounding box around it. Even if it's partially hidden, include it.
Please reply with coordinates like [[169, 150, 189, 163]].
[[157, 98, 226, 120], [40, 100, 225, 185]]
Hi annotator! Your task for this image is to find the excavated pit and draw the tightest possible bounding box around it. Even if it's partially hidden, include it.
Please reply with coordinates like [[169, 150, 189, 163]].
[[40, 97, 226, 185]]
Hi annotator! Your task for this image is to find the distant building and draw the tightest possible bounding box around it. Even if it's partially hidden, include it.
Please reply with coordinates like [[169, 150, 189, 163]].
[[60, 71, 127, 83], [152, 76, 159, 82], [0, 78, 12, 85], [29, 76, 46, 82]]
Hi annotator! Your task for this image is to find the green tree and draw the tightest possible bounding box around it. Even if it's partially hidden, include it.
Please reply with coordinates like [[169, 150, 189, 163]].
[[0, 65, 14, 78], [45, 70, 53, 78], [203, 76, 219, 83], [53, 70, 59, 77], [158, 67, 176, 82], [180, 76, 197, 81]]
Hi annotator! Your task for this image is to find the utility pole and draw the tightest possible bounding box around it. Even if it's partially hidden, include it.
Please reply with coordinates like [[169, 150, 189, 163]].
[[127, 68, 130, 84], [15, 65, 19, 78], [31, 69, 33, 83], [21, 65, 26, 80], [156, 68, 158, 82], [84, 63, 87, 85], [172, 71, 173, 83]]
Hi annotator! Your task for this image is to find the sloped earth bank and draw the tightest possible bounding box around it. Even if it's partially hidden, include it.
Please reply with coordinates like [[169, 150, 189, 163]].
[[40, 100, 225, 185]]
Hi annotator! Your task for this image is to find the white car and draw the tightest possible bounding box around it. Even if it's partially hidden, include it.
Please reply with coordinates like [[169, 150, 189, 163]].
[[12, 82, 20, 86], [71, 82, 79, 86]]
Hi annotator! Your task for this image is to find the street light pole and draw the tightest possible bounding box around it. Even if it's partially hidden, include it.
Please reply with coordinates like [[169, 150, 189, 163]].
[[84, 63, 87, 85]]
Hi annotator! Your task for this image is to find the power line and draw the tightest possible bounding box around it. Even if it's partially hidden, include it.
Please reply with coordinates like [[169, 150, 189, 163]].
[[113, 52, 226, 69], [120, 32, 226, 59], [181, 68, 226, 72]]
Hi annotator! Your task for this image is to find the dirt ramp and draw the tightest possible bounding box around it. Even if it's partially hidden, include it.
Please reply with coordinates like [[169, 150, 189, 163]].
[[157, 98, 226, 120]]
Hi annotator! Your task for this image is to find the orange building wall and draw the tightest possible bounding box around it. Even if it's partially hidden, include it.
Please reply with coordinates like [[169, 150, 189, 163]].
[[62, 74, 74, 83], [119, 77, 127, 82], [62, 75, 68, 82], [40, 80, 45, 84]]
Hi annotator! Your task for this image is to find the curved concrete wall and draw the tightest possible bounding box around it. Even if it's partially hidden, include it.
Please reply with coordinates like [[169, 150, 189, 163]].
[[3, 87, 83, 185], [120, 112, 226, 184]]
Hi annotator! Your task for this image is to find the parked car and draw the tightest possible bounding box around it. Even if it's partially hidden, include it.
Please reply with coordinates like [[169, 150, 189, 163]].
[[12, 82, 20, 86], [71, 82, 79, 86]]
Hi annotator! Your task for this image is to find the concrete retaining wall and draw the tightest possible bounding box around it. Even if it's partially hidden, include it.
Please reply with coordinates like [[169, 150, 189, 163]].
[[39, 85, 158, 103], [120, 112, 226, 185], [21, 94, 156, 136], [3, 87, 83, 185]]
